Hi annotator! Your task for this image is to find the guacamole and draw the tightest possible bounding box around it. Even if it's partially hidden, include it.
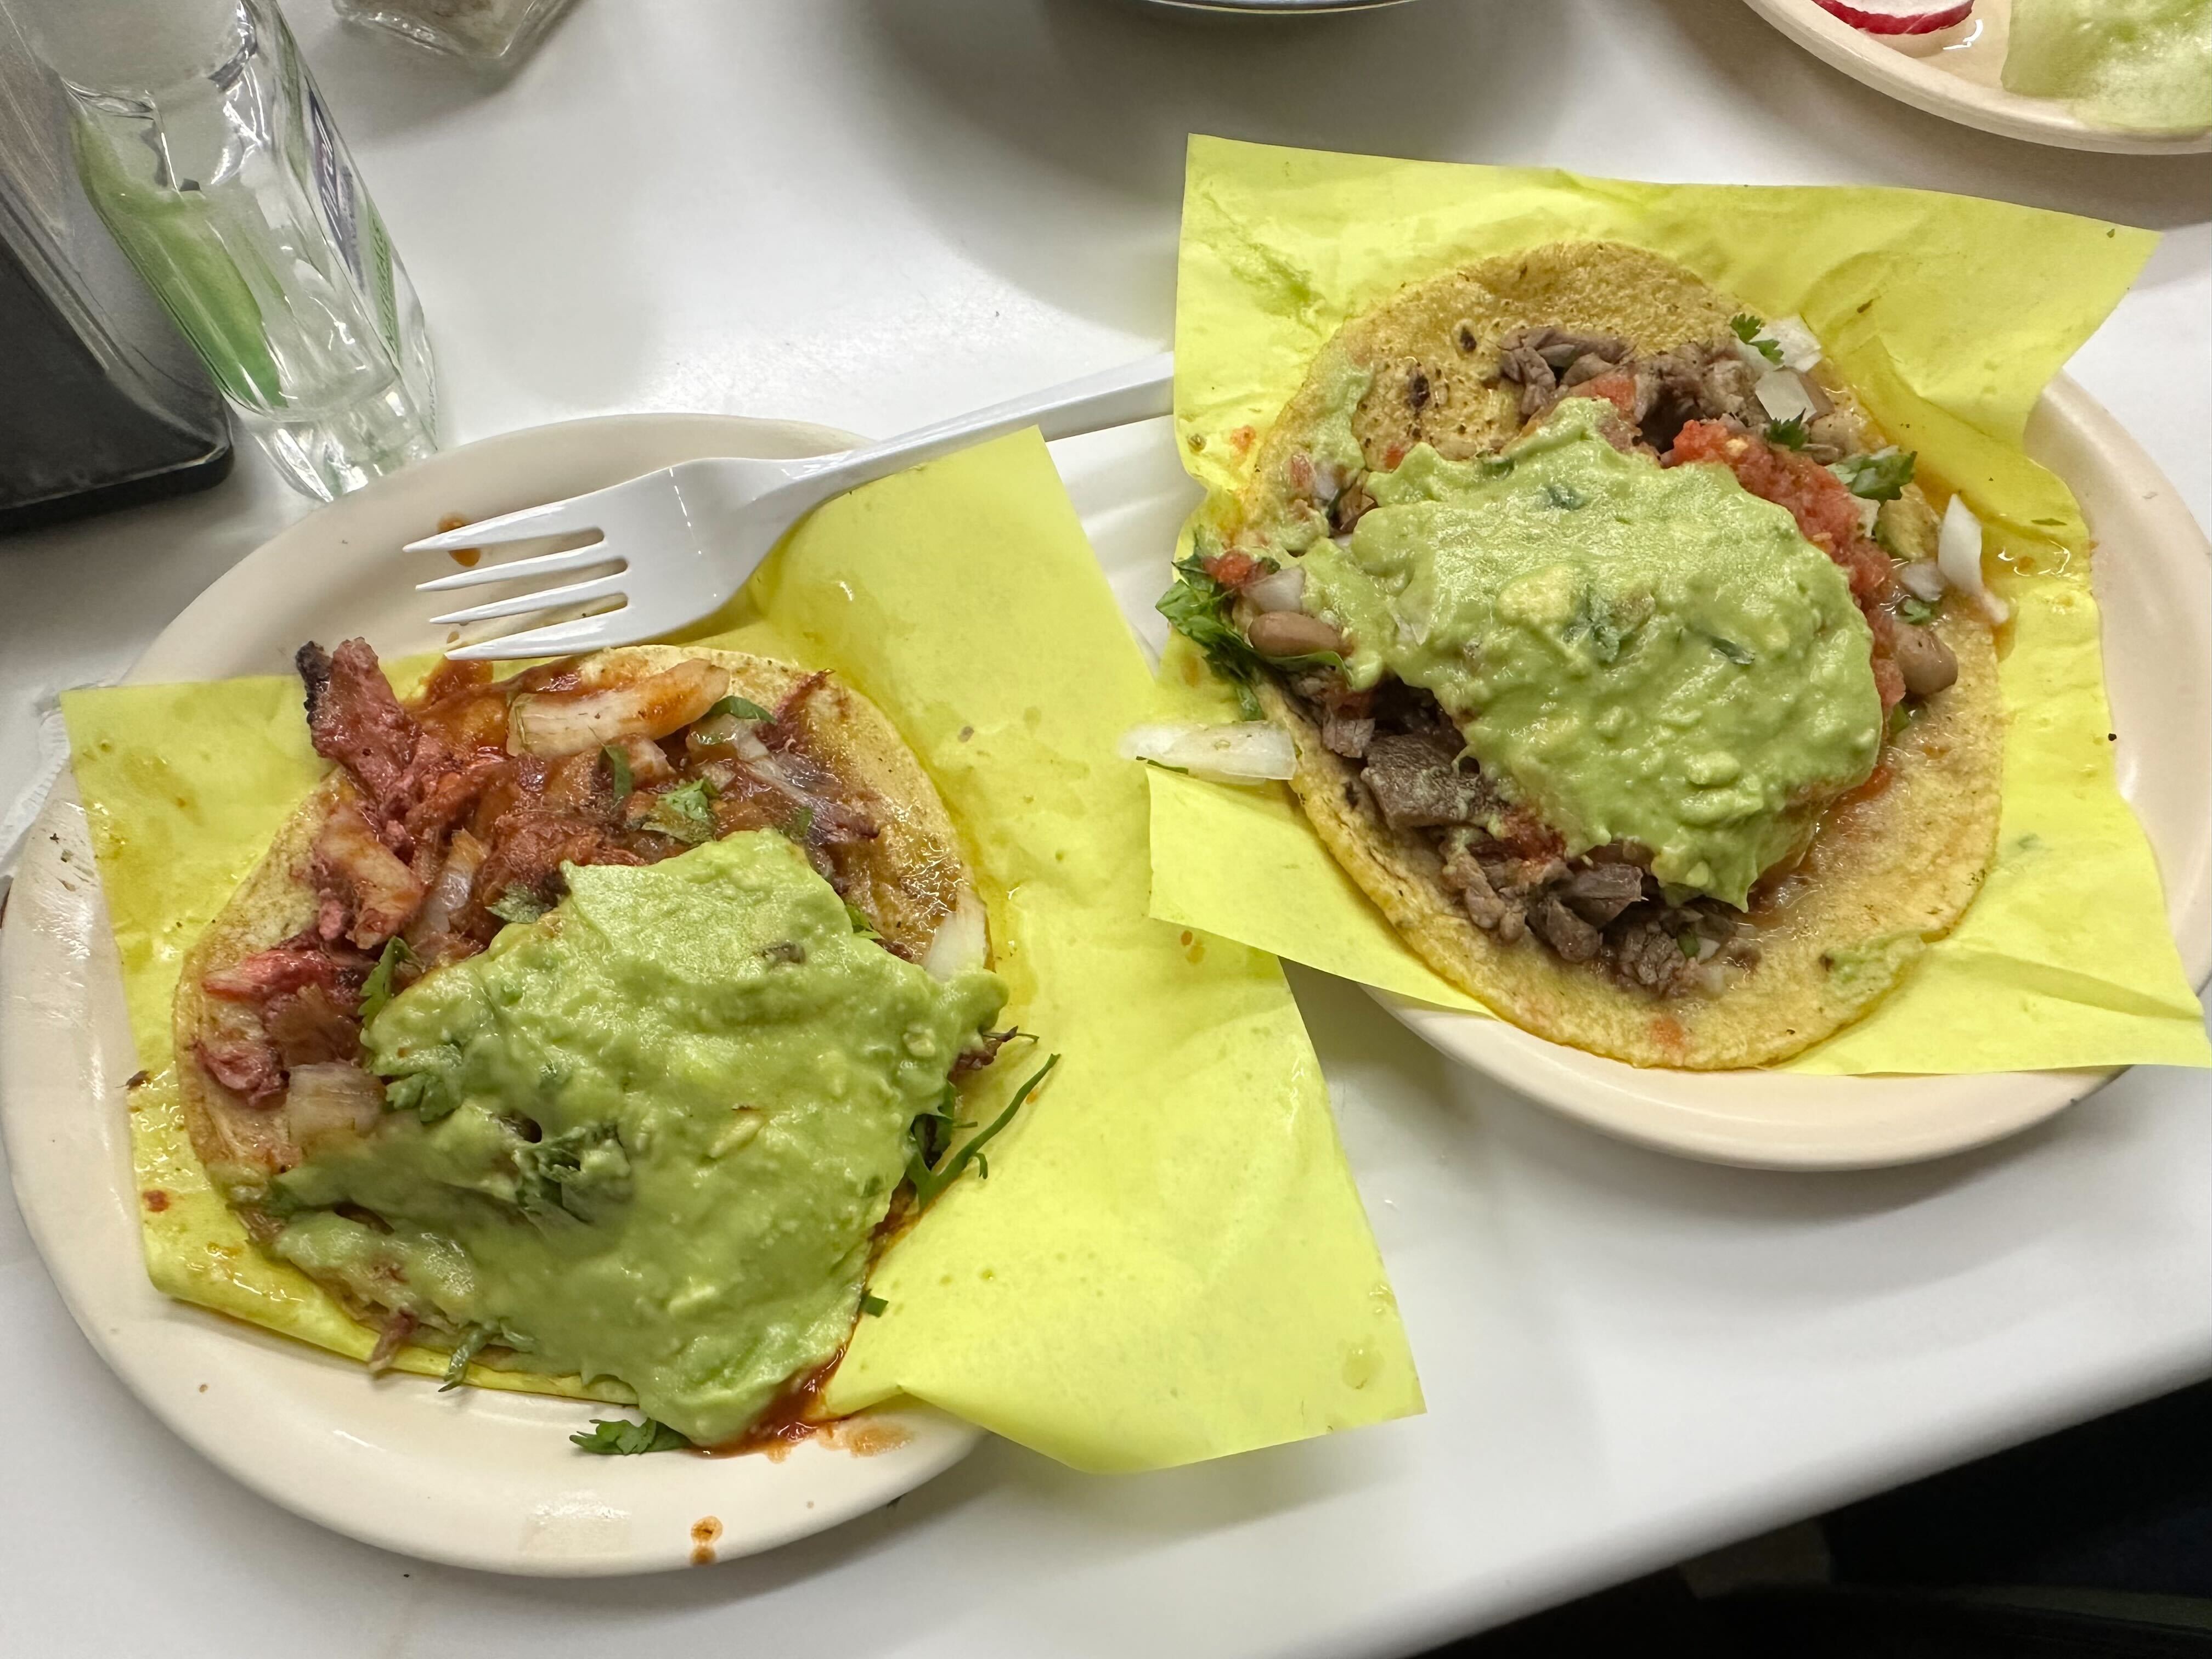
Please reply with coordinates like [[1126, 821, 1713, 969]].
[[269, 832, 1006, 1446], [1297, 398, 1881, 906]]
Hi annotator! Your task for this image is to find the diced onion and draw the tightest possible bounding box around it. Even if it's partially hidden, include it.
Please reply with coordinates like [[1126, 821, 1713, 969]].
[[408, 829, 487, 943], [1244, 566, 1306, 614], [921, 888, 989, 981], [1754, 369, 1819, 425], [1767, 314, 1825, 373], [1855, 497, 1880, 538], [508, 661, 730, 757], [1937, 495, 2008, 624], [1119, 722, 1295, 785], [1729, 336, 1774, 374], [285, 1062, 385, 1152], [1898, 560, 1947, 601]]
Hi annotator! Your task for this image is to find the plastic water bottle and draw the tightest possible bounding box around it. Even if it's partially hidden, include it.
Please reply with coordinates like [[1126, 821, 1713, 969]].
[[9, 0, 437, 501]]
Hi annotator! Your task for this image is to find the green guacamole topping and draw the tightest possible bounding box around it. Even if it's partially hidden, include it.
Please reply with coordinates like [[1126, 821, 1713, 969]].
[[1297, 398, 1881, 907], [269, 832, 1006, 1446]]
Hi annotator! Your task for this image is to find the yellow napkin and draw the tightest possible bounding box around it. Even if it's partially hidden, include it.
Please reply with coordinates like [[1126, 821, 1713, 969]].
[[65, 428, 1420, 1470], [1150, 137, 2208, 1074]]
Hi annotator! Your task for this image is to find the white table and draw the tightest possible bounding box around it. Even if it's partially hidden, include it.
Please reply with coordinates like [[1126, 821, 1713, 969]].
[[2, 2, 2207, 1654]]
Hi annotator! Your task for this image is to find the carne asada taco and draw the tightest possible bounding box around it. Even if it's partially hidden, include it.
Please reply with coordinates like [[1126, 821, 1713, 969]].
[[175, 639, 1019, 1447], [1165, 241, 2004, 1069]]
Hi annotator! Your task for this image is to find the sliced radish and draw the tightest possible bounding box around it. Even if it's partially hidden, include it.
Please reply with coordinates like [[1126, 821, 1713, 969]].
[[1814, 0, 1975, 36]]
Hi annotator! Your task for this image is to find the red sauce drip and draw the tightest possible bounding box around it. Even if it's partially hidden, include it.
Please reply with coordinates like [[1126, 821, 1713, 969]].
[[699, 1351, 843, 1459]]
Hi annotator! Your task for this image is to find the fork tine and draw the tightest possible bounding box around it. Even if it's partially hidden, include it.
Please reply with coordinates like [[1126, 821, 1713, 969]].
[[417, 543, 621, 595], [445, 612, 633, 663], [402, 483, 631, 554], [428, 572, 628, 627]]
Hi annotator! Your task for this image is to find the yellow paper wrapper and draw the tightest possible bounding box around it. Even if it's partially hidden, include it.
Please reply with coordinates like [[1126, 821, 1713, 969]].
[[65, 430, 1420, 1471], [1152, 137, 2208, 1074]]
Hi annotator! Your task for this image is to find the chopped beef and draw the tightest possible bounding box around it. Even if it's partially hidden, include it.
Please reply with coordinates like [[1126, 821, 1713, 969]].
[[298, 639, 491, 863], [1496, 336, 1556, 419], [366, 1310, 419, 1373], [471, 810, 642, 922], [1440, 835, 1522, 941], [263, 986, 363, 1068], [1320, 710, 1376, 759], [1529, 894, 1601, 963], [1496, 327, 1632, 420], [1561, 861, 1648, 927], [202, 936, 349, 1002], [1329, 482, 1374, 535], [1613, 918, 1696, 994], [1361, 733, 1494, 830], [313, 802, 427, 948], [196, 1036, 287, 1104]]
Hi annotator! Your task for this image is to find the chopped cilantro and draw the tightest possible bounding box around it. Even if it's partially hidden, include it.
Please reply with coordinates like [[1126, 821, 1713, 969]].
[[570, 1417, 691, 1455], [486, 889, 550, 926], [909, 1081, 966, 1167], [703, 695, 774, 724], [359, 936, 414, 1028], [1730, 313, 1784, 367], [907, 1052, 1059, 1211], [1897, 595, 1938, 628], [1830, 446, 1916, 501], [441, 1327, 491, 1391], [1765, 416, 1808, 451], [642, 777, 718, 844], [860, 1293, 888, 1318], [1677, 934, 1700, 958], [1706, 635, 1755, 665], [1561, 589, 1633, 664], [781, 805, 815, 844], [1156, 543, 1341, 720], [842, 900, 881, 939], [515, 1121, 624, 1223], [380, 1071, 448, 1122], [601, 742, 633, 803], [1887, 701, 1917, 738]]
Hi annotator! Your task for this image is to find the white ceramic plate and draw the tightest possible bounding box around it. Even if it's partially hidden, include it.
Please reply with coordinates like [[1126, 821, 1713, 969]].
[[1741, 0, 2212, 155], [1381, 377, 2212, 1169], [0, 416, 988, 1578], [1076, 384, 2211, 1169]]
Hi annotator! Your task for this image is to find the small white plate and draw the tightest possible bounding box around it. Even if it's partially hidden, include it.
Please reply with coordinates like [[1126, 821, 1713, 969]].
[[1741, 0, 2212, 155], [0, 415, 985, 1577], [1381, 377, 2212, 1169]]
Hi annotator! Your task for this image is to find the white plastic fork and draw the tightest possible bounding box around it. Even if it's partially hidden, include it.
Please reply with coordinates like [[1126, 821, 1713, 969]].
[[411, 352, 1175, 659]]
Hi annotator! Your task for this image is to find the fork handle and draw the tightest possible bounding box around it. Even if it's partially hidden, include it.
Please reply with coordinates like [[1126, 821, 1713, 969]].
[[783, 351, 1175, 495]]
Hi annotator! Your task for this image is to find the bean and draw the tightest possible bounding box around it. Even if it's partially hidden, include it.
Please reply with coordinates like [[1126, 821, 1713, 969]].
[[1246, 611, 1344, 659]]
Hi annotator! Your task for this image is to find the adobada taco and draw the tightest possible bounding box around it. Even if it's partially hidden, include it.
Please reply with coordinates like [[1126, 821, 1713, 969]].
[[176, 639, 1017, 1448], [1165, 241, 2004, 1069]]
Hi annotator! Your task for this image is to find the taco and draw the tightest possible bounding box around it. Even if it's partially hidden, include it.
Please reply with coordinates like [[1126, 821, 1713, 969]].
[[1164, 241, 2004, 1069], [175, 639, 1017, 1447]]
